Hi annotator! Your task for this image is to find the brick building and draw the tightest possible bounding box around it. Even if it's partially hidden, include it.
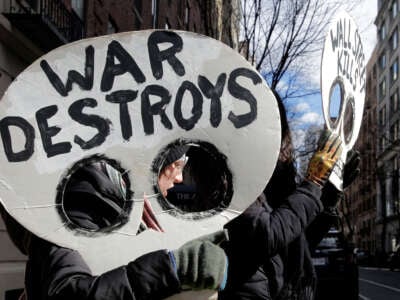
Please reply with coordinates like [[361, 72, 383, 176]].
[[0, 1, 240, 298], [373, 0, 400, 257], [344, 47, 378, 259]]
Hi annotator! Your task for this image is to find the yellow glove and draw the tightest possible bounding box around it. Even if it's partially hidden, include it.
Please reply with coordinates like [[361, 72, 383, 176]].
[[306, 129, 343, 187]]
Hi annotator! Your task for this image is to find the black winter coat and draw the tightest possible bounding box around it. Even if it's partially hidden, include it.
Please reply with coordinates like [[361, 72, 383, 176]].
[[25, 237, 181, 300], [23, 162, 181, 300], [219, 181, 334, 300]]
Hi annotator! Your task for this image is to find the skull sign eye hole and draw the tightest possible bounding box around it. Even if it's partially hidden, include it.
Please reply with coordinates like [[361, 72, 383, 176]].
[[343, 97, 355, 144], [329, 79, 344, 129], [57, 155, 133, 233], [153, 140, 233, 219]]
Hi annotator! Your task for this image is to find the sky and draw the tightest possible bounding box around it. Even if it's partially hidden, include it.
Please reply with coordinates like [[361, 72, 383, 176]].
[[289, 0, 378, 151]]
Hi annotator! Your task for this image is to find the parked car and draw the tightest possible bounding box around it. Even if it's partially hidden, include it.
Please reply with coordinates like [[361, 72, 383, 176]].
[[387, 247, 400, 271], [354, 248, 371, 266], [312, 228, 359, 300]]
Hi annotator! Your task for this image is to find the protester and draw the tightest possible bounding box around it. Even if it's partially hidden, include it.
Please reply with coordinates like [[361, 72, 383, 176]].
[[0, 144, 228, 300], [219, 92, 359, 300]]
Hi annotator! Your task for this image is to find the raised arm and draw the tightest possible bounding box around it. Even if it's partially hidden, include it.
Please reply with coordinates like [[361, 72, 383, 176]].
[[222, 130, 342, 284]]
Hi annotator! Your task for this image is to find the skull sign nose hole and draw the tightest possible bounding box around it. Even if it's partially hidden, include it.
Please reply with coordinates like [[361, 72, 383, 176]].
[[329, 79, 344, 130]]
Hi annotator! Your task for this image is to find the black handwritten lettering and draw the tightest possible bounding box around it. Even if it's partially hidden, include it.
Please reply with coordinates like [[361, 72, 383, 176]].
[[338, 19, 344, 49], [141, 85, 173, 135], [331, 27, 339, 52], [198, 73, 226, 127], [174, 81, 203, 130], [344, 51, 349, 80], [106, 90, 137, 141], [359, 66, 366, 93], [101, 41, 146, 92], [36, 105, 71, 158], [353, 29, 362, 60], [349, 58, 353, 85], [337, 50, 343, 76], [337, 47, 365, 93], [354, 68, 359, 91], [5, 34, 270, 163], [344, 19, 352, 50], [148, 31, 185, 79], [331, 17, 366, 94], [0, 117, 35, 162], [227, 68, 260, 128], [68, 98, 110, 149], [40, 46, 94, 97]]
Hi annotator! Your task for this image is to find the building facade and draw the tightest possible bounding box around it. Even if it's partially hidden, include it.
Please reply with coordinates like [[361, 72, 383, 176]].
[[374, 0, 400, 256], [0, 1, 240, 299], [345, 46, 378, 259]]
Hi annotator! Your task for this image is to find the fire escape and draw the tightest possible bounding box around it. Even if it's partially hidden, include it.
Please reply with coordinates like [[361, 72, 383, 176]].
[[3, 0, 84, 52]]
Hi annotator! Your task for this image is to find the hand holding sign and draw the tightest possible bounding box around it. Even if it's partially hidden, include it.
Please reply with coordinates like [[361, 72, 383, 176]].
[[306, 129, 343, 187]]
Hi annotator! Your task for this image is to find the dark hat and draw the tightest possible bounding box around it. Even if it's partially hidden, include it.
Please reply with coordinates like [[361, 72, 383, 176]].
[[161, 144, 189, 170]]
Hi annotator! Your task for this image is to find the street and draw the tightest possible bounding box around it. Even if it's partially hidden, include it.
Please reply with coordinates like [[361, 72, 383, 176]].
[[359, 267, 400, 299]]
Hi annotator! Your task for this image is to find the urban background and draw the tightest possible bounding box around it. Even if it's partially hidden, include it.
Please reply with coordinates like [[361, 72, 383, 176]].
[[0, 0, 399, 299]]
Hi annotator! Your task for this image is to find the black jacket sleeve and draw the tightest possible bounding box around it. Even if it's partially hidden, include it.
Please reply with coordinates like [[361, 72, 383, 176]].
[[222, 181, 323, 284], [305, 211, 339, 250], [305, 181, 342, 249], [25, 238, 181, 300]]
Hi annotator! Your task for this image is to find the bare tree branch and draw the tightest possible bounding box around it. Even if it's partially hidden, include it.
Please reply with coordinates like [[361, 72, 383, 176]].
[[237, 0, 357, 98]]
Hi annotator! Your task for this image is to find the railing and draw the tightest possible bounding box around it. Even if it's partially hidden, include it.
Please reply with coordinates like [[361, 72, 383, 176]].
[[6, 0, 84, 42], [8, 0, 36, 13]]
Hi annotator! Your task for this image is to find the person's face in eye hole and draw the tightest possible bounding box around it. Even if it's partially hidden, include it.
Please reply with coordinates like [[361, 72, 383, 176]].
[[158, 155, 188, 197]]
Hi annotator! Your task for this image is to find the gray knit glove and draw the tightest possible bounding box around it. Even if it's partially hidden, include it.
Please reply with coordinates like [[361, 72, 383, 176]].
[[170, 230, 228, 291]]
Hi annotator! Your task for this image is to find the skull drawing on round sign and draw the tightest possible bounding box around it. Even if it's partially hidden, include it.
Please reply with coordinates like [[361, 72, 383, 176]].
[[321, 11, 367, 190]]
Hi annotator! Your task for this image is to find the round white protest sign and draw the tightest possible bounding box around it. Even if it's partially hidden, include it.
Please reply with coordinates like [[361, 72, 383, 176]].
[[0, 30, 280, 278], [321, 11, 366, 189]]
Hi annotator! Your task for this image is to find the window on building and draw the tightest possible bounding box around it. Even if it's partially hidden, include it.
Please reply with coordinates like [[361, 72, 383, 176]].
[[391, 59, 399, 82], [379, 105, 387, 126], [392, 0, 398, 19], [26, 0, 38, 10], [380, 177, 387, 217], [387, 189, 393, 215], [379, 0, 384, 10], [396, 120, 400, 141], [133, 4, 143, 29], [380, 78, 387, 99], [391, 157, 399, 213], [380, 52, 387, 69], [380, 22, 387, 41], [151, 0, 157, 28], [391, 121, 399, 141], [391, 89, 399, 114], [71, 0, 85, 19], [185, 3, 190, 26], [152, 0, 156, 16], [165, 19, 171, 29], [107, 17, 117, 34], [391, 28, 399, 50]]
